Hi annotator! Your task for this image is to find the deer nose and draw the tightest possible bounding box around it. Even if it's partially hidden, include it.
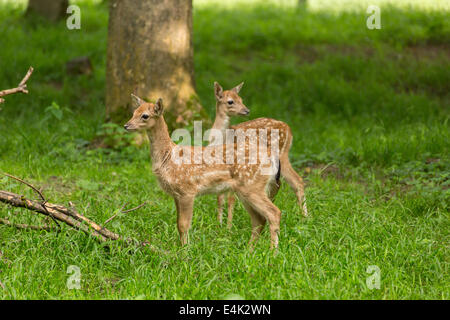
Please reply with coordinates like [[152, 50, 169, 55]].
[[124, 124, 130, 130], [241, 109, 250, 115]]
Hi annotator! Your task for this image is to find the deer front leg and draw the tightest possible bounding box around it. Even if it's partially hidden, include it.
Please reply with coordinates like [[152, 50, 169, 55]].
[[217, 193, 225, 224], [175, 196, 194, 246], [226, 192, 235, 229]]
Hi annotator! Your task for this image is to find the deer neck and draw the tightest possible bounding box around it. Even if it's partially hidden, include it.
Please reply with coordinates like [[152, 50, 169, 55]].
[[209, 103, 230, 145], [146, 116, 174, 171], [212, 103, 230, 131]]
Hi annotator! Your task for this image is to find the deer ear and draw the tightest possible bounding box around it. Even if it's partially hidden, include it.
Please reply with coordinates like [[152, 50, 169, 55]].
[[131, 94, 144, 109], [214, 81, 223, 100], [154, 98, 164, 116], [232, 82, 244, 94]]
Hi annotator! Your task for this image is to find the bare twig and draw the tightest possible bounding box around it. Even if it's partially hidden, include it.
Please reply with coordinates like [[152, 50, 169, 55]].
[[0, 67, 34, 104], [103, 202, 128, 227], [0, 217, 55, 232], [2, 172, 61, 230], [103, 201, 148, 228], [122, 202, 148, 214], [18, 67, 34, 88], [2, 172, 45, 201]]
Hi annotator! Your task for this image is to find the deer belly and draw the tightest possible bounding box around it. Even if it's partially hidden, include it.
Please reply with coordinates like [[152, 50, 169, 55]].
[[197, 182, 230, 196], [195, 169, 232, 195]]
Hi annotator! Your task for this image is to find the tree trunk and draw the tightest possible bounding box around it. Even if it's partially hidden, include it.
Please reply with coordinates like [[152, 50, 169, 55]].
[[106, 0, 208, 130], [298, 0, 308, 8], [27, 0, 69, 21]]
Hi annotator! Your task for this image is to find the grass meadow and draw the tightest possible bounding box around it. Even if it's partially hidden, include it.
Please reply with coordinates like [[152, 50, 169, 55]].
[[0, 0, 449, 299]]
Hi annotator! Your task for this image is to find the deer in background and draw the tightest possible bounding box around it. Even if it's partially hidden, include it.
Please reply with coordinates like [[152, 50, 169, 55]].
[[124, 96, 284, 249], [209, 82, 308, 229]]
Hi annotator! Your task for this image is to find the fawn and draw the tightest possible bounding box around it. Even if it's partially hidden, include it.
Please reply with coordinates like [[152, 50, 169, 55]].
[[124, 95, 284, 248], [208, 82, 308, 229]]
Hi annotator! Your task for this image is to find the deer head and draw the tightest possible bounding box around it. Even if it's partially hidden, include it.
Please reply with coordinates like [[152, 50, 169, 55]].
[[124, 94, 164, 131], [214, 81, 249, 116]]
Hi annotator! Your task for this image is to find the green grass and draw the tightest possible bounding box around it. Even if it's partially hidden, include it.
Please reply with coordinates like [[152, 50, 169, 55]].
[[0, 0, 449, 299]]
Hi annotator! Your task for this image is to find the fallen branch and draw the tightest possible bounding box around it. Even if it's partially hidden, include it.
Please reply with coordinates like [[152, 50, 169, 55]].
[[122, 202, 148, 214], [103, 201, 148, 227], [103, 202, 128, 227], [0, 67, 34, 104], [0, 174, 148, 246], [0, 190, 114, 242], [3, 172, 45, 201], [0, 217, 55, 232], [3, 173, 60, 230]]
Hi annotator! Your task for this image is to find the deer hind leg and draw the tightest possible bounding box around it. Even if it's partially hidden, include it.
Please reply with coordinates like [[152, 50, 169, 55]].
[[175, 196, 194, 246], [237, 191, 282, 249], [266, 178, 281, 202], [240, 199, 266, 250], [226, 192, 235, 229], [217, 193, 225, 224], [280, 153, 308, 217]]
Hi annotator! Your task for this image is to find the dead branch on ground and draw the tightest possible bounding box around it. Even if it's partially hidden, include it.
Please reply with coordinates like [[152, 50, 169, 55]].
[[0, 217, 56, 232], [0, 173, 149, 247], [3, 172, 61, 230], [0, 67, 34, 104], [103, 201, 149, 227]]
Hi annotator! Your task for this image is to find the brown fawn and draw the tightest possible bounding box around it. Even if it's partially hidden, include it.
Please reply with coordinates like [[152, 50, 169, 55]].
[[209, 82, 308, 229], [124, 95, 284, 249]]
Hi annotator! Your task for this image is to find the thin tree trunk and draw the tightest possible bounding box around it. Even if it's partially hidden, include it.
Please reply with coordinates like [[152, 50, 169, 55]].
[[27, 0, 69, 21], [106, 0, 209, 130]]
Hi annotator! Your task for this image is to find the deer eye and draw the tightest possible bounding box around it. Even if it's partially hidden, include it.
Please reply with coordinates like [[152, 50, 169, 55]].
[[142, 114, 149, 120], [227, 100, 234, 105]]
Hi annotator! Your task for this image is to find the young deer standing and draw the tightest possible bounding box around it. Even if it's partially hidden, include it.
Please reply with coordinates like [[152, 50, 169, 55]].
[[209, 82, 308, 228], [124, 95, 284, 249]]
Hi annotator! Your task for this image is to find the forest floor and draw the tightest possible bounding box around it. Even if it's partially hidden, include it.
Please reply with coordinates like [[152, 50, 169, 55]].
[[0, 0, 449, 299]]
